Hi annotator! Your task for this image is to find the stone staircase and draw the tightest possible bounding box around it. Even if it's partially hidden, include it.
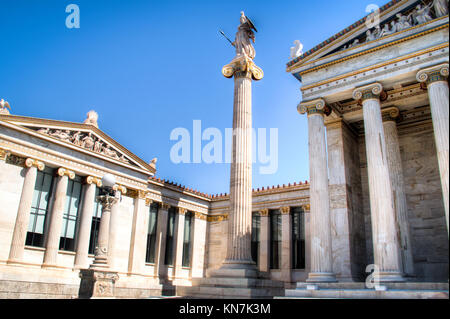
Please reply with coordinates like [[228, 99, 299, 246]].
[[280, 282, 449, 299], [177, 276, 285, 299]]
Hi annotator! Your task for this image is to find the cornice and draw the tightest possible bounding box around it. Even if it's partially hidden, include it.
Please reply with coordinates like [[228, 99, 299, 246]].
[[301, 41, 449, 99]]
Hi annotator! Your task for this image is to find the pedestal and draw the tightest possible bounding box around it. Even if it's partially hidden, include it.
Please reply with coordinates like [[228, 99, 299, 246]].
[[78, 269, 119, 299]]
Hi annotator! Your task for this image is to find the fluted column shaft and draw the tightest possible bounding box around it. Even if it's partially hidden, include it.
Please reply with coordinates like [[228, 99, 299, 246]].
[[154, 203, 169, 279], [417, 64, 449, 236], [280, 207, 292, 283], [299, 99, 336, 282], [223, 71, 254, 267], [42, 168, 75, 268], [353, 83, 404, 282], [382, 110, 415, 276], [258, 210, 270, 273], [174, 209, 186, 279], [74, 177, 100, 269], [127, 192, 149, 274], [8, 159, 45, 263]]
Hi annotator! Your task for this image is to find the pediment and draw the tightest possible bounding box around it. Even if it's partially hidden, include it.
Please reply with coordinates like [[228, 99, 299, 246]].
[[0, 115, 156, 175], [287, 0, 445, 76]]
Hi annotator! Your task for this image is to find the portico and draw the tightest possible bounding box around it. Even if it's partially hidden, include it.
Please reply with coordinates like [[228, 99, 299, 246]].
[[288, 0, 449, 287]]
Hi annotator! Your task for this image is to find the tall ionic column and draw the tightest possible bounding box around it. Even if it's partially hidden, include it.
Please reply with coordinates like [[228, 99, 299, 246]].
[[258, 209, 270, 274], [42, 167, 75, 268], [174, 208, 186, 280], [154, 203, 170, 280], [128, 190, 149, 275], [8, 158, 45, 264], [382, 108, 415, 277], [219, 55, 263, 275], [298, 98, 336, 283], [74, 176, 102, 269], [353, 83, 404, 282], [280, 206, 292, 283], [417, 63, 449, 236]]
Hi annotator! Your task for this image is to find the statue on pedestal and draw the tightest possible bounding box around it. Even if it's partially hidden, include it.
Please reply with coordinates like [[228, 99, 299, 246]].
[[232, 11, 257, 60], [222, 12, 263, 81]]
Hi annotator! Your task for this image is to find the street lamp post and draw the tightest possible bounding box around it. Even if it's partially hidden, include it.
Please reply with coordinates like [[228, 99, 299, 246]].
[[78, 174, 120, 299]]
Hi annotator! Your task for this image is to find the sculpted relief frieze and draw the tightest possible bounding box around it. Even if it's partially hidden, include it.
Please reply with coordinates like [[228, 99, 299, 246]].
[[31, 127, 134, 166], [338, 0, 447, 52]]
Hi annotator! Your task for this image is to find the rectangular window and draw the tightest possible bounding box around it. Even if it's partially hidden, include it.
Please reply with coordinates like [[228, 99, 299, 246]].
[[251, 213, 260, 265], [164, 207, 176, 266], [88, 187, 102, 255], [26, 167, 55, 247], [270, 209, 282, 269], [292, 207, 306, 269], [60, 175, 83, 251], [145, 203, 159, 263], [182, 212, 193, 268]]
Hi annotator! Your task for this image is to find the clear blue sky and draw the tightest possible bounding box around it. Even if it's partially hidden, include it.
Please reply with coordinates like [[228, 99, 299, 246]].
[[0, 0, 387, 195]]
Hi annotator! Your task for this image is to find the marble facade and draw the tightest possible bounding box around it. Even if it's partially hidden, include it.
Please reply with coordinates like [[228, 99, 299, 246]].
[[0, 0, 448, 299], [288, 0, 448, 287]]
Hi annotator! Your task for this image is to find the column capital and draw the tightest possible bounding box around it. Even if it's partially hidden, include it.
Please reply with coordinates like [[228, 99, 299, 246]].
[[145, 198, 153, 206], [298, 98, 327, 117], [222, 55, 264, 81], [416, 63, 449, 84], [113, 184, 127, 194], [57, 167, 75, 179], [353, 82, 385, 102], [137, 189, 148, 199], [0, 148, 10, 161], [259, 208, 269, 217], [86, 176, 102, 187], [381, 107, 400, 123], [302, 204, 310, 212], [194, 212, 207, 220], [280, 206, 290, 215], [25, 158, 45, 171], [178, 207, 187, 215], [159, 202, 170, 210]]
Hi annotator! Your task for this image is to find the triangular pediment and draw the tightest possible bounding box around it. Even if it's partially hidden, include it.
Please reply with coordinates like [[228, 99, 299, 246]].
[[0, 114, 156, 175], [287, 0, 444, 75]]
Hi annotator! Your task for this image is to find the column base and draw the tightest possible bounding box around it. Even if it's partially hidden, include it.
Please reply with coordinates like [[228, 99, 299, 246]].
[[210, 259, 258, 279], [306, 272, 337, 283], [78, 269, 119, 299], [376, 271, 406, 283]]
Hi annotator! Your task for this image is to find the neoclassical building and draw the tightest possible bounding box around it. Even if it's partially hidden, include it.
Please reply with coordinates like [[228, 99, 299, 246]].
[[0, 0, 448, 299], [0, 110, 312, 298], [286, 0, 448, 296]]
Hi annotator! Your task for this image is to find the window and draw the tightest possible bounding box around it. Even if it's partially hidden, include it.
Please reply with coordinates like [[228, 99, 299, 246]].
[[270, 209, 282, 269], [292, 207, 306, 269], [145, 203, 159, 263], [88, 187, 102, 255], [182, 212, 194, 268], [164, 207, 176, 266], [251, 213, 260, 265], [60, 175, 83, 251], [26, 167, 55, 247]]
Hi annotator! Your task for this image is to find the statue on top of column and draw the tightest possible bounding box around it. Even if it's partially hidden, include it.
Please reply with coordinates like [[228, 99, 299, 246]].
[[232, 11, 257, 60]]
